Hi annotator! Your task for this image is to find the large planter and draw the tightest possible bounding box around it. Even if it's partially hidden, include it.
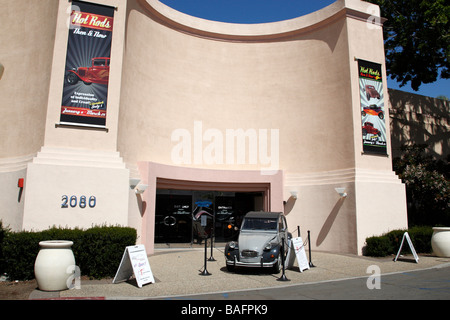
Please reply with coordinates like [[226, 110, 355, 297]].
[[431, 227, 450, 258], [34, 240, 76, 291]]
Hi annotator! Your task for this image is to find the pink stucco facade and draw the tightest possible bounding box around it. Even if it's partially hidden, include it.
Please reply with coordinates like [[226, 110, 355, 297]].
[[0, 0, 408, 255]]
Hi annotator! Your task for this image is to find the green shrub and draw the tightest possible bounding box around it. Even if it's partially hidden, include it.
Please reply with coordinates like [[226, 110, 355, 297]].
[[1, 225, 137, 281], [1, 230, 43, 280], [408, 226, 433, 253], [385, 229, 407, 254], [363, 226, 433, 257], [364, 236, 392, 257], [0, 220, 11, 274], [77, 226, 137, 279]]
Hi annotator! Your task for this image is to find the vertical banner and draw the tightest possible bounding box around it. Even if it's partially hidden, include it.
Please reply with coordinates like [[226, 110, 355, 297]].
[[60, 1, 115, 127], [358, 59, 387, 155]]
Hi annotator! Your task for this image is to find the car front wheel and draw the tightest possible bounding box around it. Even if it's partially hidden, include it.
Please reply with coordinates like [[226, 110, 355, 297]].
[[271, 255, 282, 273], [226, 264, 235, 272], [66, 73, 79, 85]]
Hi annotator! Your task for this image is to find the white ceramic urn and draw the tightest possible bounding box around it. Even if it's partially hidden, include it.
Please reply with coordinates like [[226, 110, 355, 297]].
[[34, 240, 76, 291], [431, 227, 450, 258]]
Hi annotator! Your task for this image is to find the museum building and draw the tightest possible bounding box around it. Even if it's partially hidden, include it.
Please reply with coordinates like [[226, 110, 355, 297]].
[[0, 0, 410, 255]]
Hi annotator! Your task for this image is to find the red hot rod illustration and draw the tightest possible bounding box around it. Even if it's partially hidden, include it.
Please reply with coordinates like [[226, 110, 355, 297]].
[[362, 122, 380, 136], [364, 84, 380, 100], [66, 57, 110, 85], [362, 104, 384, 119]]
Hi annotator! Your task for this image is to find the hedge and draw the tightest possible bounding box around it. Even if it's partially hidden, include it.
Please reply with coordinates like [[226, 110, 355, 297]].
[[0, 224, 137, 281], [364, 226, 433, 257], [0, 220, 7, 276]]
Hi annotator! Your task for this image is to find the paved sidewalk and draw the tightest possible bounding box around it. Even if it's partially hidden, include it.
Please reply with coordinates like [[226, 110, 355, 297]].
[[29, 248, 450, 300]]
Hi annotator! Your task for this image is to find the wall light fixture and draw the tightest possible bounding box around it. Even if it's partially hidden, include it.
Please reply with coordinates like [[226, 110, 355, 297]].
[[335, 187, 347, 198]]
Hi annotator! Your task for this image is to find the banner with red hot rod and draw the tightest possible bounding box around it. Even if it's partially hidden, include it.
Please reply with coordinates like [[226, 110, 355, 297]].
[[358, 59, 387, 155], [60, 1, 114, 127]]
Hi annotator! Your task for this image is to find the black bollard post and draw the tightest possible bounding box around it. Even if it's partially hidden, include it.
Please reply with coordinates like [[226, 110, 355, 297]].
[[307, 230, 316, 268], [208, 233, 216, 261], [297, 226, 301, 237], [200, 236, 211, 276], [277, 237, 290, 282]]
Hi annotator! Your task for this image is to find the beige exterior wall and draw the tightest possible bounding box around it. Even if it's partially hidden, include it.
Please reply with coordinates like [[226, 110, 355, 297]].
[[0, 0, 58, 229], [0, 0, 412, 255], [0, 0, 58, 159]]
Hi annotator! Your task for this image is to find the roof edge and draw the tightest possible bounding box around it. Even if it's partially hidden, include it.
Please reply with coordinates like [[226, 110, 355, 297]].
[[137, 0, 384, 43]]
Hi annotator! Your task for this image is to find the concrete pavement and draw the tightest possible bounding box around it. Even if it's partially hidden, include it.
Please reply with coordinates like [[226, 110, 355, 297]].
[[29, 247, 450, 300]]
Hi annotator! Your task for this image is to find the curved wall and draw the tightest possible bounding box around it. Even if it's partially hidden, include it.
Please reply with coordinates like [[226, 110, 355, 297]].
[[0, 0, 58, 159], [116, 0, 410, 255], [118, 0, 355, 174]]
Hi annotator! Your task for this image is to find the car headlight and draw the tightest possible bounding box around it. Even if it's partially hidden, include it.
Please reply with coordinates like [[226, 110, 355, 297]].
[[228, 241, 238, 249], [264, 242, 274, 251]]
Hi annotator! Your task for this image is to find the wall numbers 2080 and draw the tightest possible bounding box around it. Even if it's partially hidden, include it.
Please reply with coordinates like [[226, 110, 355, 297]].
[[62, 195, 96, 208]]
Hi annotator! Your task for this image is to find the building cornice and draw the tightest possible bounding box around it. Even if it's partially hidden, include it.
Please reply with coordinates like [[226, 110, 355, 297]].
[[137, 0, 385, 43]]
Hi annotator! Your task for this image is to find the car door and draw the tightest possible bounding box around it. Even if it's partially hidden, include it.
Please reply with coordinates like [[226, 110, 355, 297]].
[[91, 59, 109, 82]]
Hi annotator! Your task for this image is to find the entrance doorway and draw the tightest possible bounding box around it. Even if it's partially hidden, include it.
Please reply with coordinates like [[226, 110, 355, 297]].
[[155, 189, 264, 244]]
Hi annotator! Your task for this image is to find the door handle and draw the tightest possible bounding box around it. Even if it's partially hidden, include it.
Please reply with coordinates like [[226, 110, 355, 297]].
[[163, 216, 177, 226]]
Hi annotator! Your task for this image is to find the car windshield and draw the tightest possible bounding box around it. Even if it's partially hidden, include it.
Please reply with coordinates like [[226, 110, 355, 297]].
[[94, 60, 106, 66], [241, 218, 277, 231]]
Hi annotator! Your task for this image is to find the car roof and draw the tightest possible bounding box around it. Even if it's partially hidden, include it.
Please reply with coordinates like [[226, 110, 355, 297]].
[[244, 211, 283, 219]]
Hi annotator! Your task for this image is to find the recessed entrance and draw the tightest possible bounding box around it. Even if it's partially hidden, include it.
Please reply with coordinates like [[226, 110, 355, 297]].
[[138, 162, 284, 252], [155, 189, 264, 244]]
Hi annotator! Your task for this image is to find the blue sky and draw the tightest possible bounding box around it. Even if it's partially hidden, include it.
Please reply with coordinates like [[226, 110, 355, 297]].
[[159, 0, 449, 99], [160, 0, 337, 23]]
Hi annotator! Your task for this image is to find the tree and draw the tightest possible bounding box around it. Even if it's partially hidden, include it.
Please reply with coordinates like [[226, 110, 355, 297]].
[[367, 0, 449, 91], [393, 144, 450, 226]]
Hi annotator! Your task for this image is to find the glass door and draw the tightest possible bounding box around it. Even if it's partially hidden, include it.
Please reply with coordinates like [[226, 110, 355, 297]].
[[155, 192, 192, 243], [155, 189, 265, 244], [215, 193, 237, 242]]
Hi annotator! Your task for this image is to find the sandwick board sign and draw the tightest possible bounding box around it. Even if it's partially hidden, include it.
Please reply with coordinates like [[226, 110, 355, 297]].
[[394, 232, 419, 263], [113, 245, 155, 287], [286, 237, 310, 272]]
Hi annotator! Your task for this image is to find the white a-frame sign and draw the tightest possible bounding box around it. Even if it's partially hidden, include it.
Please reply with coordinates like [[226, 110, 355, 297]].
[[286, 237, 310, 272], [113, 245, 155, 287], [394, 232, 419, 263]]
